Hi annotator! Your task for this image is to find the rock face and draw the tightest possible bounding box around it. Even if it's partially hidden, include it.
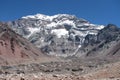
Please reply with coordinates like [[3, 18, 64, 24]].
[[0, 22, 48, 65], [7, 14, 104, 56], [81, 24, 120, 57]]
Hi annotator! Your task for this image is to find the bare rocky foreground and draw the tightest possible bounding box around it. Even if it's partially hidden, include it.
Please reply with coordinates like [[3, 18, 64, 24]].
[[0, 57, 120, 80]]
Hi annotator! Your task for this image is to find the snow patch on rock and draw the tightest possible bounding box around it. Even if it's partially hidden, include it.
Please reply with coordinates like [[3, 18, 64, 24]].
[[51, 29, 69, 38]]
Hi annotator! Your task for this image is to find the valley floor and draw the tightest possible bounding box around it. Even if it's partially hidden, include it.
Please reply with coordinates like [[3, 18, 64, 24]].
[[0, 57, 120, 80]]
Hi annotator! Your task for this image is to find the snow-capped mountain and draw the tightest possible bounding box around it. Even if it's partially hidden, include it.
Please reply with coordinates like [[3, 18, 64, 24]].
[[7, 14, 104, 56]]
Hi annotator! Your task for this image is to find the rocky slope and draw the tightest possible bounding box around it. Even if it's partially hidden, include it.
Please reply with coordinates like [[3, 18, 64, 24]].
[[79, 24, 120, 58], [7, 14, 104, 56], [0, 22, 51, 65]]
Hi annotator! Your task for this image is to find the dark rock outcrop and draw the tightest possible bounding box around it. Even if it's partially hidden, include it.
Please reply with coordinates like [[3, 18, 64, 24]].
[[82, 24, 120, 57]]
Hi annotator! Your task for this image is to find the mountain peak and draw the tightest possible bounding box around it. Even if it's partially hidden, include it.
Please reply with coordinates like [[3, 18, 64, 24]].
[[7, 13, 105, 56]]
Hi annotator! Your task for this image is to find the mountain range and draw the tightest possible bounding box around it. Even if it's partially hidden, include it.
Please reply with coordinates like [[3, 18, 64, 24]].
[[7, 14, 105, 56], [7, 14, 120, 57], [0, 14, 120, 80]]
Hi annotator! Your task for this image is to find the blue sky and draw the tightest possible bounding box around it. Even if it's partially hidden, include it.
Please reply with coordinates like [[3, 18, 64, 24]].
[[0, 0, 120, 26]]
